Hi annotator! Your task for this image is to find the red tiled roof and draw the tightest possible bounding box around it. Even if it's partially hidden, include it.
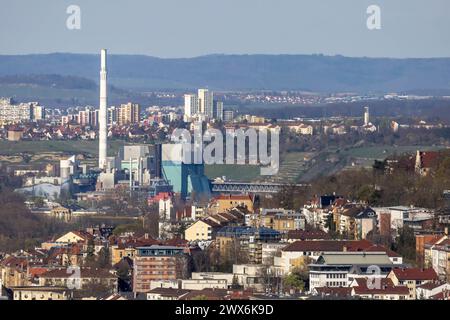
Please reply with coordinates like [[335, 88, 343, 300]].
[[352, 277, 409, 295], [282, 240, 373, 252], [287, 230, 331, 240], [148, 288, 191, 297], [216, 212, 239, 221], [362, 245, 401, 257], [199, 219, 221, 228], [28, 267, 50, 278], [148, 192, 173, 202], [180, 288, 229, 300], [229, 289, 254, 300], [315, 287, 352, 297], [215, 194, 253, 201], [417, 281, 447, 290], [103, 294, 127, 300], [61, 230, 93, 242], [429, 290, 450, 300], [353, 284, 409, 295], [39, 267, 115, 279], [333, 198, 348, 207], [0, 256, 28, 269], [164, 237, 188, 247], [353, 277, 395, 288], [436, 238, 450, 246], [391, 268, 438, 281], [207, 215, 228, 223]]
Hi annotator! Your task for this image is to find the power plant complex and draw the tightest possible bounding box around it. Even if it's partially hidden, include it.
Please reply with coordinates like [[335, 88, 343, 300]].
[[93, 49, 210, 199]]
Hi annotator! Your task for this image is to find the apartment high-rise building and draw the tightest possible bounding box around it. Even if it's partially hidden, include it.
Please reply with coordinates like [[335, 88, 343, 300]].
[[78, 110, 89, 126], [0, 100, 44, 124], [214, 101, 224, 121], [107, 106, 117, 125], [223, 110, 234, 123], [184, 94, 198, 118], [133, 245, 189, 293], [33, 105, 45, 121], [198, 89, 214, 119], [92, 109, 99, 127], [76, 107, 99, 127], [117, 102, 141, 126]]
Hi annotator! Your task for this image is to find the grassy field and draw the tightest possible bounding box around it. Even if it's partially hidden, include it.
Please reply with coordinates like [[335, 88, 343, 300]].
[[270, 151, 313, 183], [0, 140, 125, 157], [205, 151, 314, 182], [205, 164, 261, 181]]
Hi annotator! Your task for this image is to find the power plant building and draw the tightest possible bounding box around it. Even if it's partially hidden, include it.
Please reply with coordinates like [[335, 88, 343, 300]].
[[161, 144, 210, 199]]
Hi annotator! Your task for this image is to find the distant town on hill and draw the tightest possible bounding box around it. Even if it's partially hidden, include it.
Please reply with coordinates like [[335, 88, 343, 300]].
[[1, 53, 450, 93]]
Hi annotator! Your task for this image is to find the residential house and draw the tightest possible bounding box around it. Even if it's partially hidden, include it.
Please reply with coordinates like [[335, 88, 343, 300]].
[[424, 235, 450, 281], [110, 234, 159, 265], [312, 286, 353, 299], [415, 233, 442, 267], [232, 264, 267, 292], [288, 124, 314, 135], [180, 288, 230, 300], [11, 286, 71, 300], [303, 195, 344, 231], [38, 267, 117, 293], [416, 281, 450, 299], [147, 287, 190, 300], [0, 256, 28, 288], [387, 267, 438, 299], [209, 195, 254, 214], [260, 208, 305, 233], [285, 229, 331, 242], [333, 204, 369, 238], [373, 206, 434, 233], [354, 207, 377, 239], [216, 226, 281, 264], [54, 231, 93, 245], [261, 243, 288, 266], [350, 278, 410, 300], [185, 220, 220, 242]]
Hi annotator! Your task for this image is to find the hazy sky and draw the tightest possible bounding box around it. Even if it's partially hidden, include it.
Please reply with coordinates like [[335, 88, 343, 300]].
[[1, 0, 450, 58]]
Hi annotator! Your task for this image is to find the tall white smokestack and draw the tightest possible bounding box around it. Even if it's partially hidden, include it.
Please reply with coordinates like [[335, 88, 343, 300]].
[[99, 49, 108, 170], [364, 106, 370, 126]]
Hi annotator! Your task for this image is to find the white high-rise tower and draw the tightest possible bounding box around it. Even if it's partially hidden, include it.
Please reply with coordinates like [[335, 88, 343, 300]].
[[99, 49, 108, 170], [198, 89, 214, 119], [184, 94, 198, 118]]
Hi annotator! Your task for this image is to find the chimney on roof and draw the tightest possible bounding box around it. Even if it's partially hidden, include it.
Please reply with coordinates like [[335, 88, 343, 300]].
[[445, 227, 448, 236], [144, 233, 149, 239]]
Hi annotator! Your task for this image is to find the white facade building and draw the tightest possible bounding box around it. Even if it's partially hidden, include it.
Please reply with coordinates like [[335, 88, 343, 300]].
[[198, 89, 214, 119], [184, 94, 198, 118]]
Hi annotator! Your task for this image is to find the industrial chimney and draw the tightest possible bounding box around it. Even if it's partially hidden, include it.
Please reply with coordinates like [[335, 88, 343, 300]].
[[364, 106, 370, 126], [98, 49, 108, 170]]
